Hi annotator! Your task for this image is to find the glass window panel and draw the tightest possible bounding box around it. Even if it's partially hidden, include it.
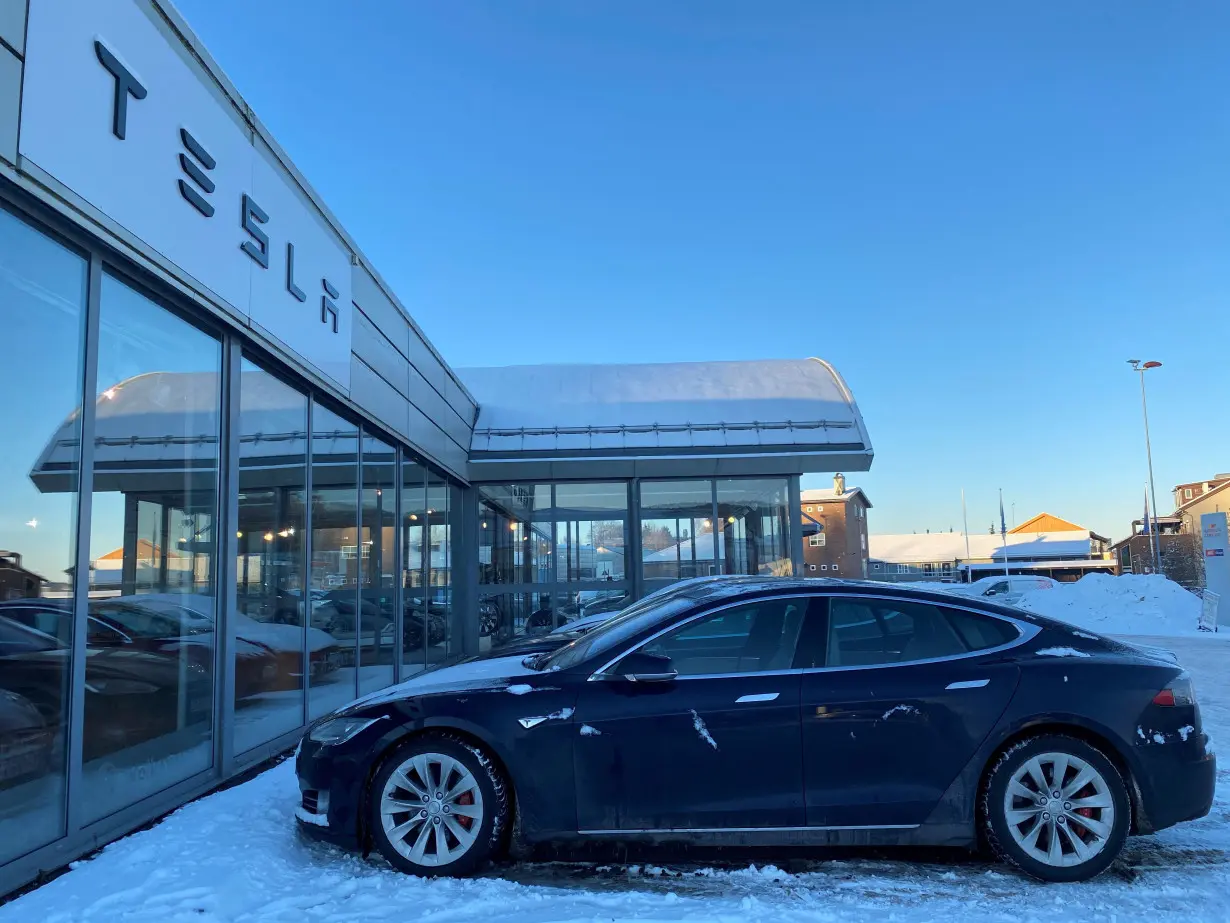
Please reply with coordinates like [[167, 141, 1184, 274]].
[[554, 483, 627, 584], [82, 275, 220, 823], [0, 211, 86, 862], [358, 433, 396, 696], [446, 483, 466, 659], [478, 590, 558, 643], [716, 479, 792, 577], [233, 359, 309, 753], [479, 484, 551, 584], [308, 404, 359, 719], [639, 481, 717, 582], [425, 475, 452, 667], [400, 456, 426, 677], [633, 597, 809, 676]]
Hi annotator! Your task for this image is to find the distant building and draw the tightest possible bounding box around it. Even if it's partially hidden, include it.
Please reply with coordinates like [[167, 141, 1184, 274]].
[[800, 475, 872, 578], [1111, 476, 1230, 588], [868, 512, 1113, 583], [1172, 475, 1230, 511], [0, 551, 46, 600]]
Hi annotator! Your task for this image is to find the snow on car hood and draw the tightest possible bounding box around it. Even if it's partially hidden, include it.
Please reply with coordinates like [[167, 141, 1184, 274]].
[[232, 614, 336, 654], [343, 655, 539, 711]]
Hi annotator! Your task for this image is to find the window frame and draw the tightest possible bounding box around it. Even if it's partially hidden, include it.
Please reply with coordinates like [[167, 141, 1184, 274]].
[[589, 592, 1035, 680]]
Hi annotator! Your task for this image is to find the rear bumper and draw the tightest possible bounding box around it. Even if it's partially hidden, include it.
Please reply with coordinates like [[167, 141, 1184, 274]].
[[1134, 740, 1216, 833]]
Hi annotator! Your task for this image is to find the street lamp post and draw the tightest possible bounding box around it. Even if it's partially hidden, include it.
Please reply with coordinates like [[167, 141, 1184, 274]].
[[1128, 359, 1163, 573]]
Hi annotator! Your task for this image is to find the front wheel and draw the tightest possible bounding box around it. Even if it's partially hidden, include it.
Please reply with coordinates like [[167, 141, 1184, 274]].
[[982, 734, 1130, 882], [369, 735, 508, 877]]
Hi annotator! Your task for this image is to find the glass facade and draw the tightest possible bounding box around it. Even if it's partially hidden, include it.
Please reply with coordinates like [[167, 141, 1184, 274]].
[[234, 359, 308, 754], [478, 483, 632, 645], [0, 209, 86, 865], [0, 200, 802, 884], [82, 275, 222, 823]]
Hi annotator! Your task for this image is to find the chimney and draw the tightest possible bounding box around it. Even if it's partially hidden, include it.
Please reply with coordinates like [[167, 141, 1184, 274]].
[[833, 473, 845, 496]]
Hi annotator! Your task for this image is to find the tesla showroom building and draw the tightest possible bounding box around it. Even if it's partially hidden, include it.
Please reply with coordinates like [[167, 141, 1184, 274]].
[[0, 0, 872, 894]]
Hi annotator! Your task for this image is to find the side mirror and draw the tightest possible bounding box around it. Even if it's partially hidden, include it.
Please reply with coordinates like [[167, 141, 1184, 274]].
[[617, 651, 677, 683]]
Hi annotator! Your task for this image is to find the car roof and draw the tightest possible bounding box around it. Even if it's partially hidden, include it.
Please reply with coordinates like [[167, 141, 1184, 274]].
[[666, 576, 1055, 626]]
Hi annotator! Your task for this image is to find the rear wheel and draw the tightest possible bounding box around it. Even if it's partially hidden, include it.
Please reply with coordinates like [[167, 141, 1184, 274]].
[[369, 735, 508, 877], [982, 735, 1130, 882]]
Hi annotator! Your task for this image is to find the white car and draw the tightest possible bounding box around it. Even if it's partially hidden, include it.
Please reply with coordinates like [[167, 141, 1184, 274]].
[[964, 575, 1060, 605]]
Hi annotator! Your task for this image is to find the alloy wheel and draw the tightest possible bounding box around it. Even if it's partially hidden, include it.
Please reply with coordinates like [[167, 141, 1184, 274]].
[[379, 751, 485, 867], [1002, 751, 1116, 868]]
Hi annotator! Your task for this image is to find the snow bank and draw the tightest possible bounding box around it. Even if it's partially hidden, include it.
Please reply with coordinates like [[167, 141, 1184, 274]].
[[1015, 573, 1205, 638]]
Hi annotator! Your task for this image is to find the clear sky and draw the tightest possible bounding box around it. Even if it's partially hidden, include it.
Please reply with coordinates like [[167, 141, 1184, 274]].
[[173, 0, 1230, 541]]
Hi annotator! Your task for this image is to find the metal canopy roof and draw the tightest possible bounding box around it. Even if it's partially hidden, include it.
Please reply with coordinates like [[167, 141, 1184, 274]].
[[459, 357, 873, 481]]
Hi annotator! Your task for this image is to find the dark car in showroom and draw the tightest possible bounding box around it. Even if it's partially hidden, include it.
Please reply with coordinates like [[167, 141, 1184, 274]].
[[295, 577, 1214, 883]]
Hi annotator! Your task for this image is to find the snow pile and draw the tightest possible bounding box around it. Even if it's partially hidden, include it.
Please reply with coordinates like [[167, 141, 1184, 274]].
[[1015, 573, 1204, 637]]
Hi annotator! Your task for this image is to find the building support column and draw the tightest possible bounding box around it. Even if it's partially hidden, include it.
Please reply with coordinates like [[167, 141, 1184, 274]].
[[788, 476, 803, 578]]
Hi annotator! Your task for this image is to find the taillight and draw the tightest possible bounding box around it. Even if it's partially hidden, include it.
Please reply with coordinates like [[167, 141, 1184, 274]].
[[1153, 673, 1195, 707]]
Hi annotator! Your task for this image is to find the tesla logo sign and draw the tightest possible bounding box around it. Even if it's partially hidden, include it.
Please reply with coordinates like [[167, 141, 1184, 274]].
[[95, 39, 342, 337], [19, 0, 353, 388]]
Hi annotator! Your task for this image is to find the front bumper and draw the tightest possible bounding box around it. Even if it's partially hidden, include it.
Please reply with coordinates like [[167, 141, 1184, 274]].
[[294, 735, 373, 850]]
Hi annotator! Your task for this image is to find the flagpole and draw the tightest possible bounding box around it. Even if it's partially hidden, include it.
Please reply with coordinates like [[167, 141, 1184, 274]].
[[1000, 488, 1010, 578]]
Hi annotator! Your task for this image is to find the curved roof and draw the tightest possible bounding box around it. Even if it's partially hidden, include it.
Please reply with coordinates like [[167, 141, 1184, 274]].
[[460, 357, 872, 479]]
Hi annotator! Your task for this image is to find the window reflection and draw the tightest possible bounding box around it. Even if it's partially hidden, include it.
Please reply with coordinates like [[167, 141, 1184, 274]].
[[554, 483, 627, 582], [358, 433, 396, 696], [400, 456, 426, 677], [424, 476, 453, 666], [308, 404, 359, 719], [0, 210, 85, 863], [640, 480, 718, 584], [716, 479, 792, 577], [233, 360, 313, 754], [81, 275, 220, 824], [479, 483, 631, 645]]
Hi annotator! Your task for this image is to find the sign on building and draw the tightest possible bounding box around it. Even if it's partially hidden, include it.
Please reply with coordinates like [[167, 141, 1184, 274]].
[[19, 0, 354, 388], [1200, 512, 1230, 628]]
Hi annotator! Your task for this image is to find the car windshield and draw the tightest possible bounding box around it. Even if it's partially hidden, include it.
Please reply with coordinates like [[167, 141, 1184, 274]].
[[536, 579, 750, 672]]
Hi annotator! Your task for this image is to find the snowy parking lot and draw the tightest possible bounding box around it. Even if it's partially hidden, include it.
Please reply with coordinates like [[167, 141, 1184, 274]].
[[4, 606, 1230, 921]]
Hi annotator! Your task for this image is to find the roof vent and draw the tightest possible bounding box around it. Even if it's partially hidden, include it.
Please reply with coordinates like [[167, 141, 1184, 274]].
[[833, 473, 845, 496]]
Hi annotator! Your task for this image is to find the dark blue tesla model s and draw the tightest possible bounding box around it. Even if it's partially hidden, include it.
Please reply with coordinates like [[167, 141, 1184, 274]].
[[295, 577, 1215, 882]]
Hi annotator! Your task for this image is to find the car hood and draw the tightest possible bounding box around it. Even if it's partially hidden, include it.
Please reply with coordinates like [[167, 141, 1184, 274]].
[[232, 614, 337, 654], [341, 654, 541, 712]]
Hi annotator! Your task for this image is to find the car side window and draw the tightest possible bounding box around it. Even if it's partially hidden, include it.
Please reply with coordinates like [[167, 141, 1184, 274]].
[[984, 581, 1010, 597], [633, 597, 811, 676], [942, 607, 1019, 651], [827, 598, 968, 667]]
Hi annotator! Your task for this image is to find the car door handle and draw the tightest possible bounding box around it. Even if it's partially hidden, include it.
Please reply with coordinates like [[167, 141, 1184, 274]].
[[946, 679, 990, 690], [735, 693, 779, 703]]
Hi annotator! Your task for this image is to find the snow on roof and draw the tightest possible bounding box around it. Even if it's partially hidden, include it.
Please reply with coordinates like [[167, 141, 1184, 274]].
[[869, 530, 1095, 564], [801, 486, 872, 507], [460, 357, 872, 458]]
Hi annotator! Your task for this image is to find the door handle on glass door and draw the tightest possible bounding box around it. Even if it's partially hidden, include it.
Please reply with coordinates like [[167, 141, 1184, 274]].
[[945, 679, 990, 690], [735, 693, 779, 703]]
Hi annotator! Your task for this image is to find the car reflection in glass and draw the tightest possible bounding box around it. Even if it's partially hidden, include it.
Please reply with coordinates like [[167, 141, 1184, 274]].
[[0, 612, 211, 761]]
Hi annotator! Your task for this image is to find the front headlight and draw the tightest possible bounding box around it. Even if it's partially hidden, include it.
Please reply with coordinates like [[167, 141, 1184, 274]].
[[307, 716, 382, 745]]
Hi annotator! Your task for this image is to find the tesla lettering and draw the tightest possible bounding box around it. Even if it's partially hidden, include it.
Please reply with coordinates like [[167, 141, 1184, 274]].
[[93, 37, 339, 334]]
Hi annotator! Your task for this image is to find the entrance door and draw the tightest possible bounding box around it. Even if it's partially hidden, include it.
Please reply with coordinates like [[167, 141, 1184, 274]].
[[801, 596, 1022, 827], [574, 595, 820, 832]]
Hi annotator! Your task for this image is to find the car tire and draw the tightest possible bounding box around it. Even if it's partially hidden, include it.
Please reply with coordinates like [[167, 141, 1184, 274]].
[[368, 734, 509, 877], [982, 734, 1130, 883]]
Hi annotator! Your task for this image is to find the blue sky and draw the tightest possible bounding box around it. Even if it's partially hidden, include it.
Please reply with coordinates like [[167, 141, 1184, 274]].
[[174, 0, 1230, 540]]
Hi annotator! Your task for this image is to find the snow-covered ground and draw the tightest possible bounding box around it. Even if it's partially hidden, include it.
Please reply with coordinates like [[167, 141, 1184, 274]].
[[4, 586, 1230, 922]]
